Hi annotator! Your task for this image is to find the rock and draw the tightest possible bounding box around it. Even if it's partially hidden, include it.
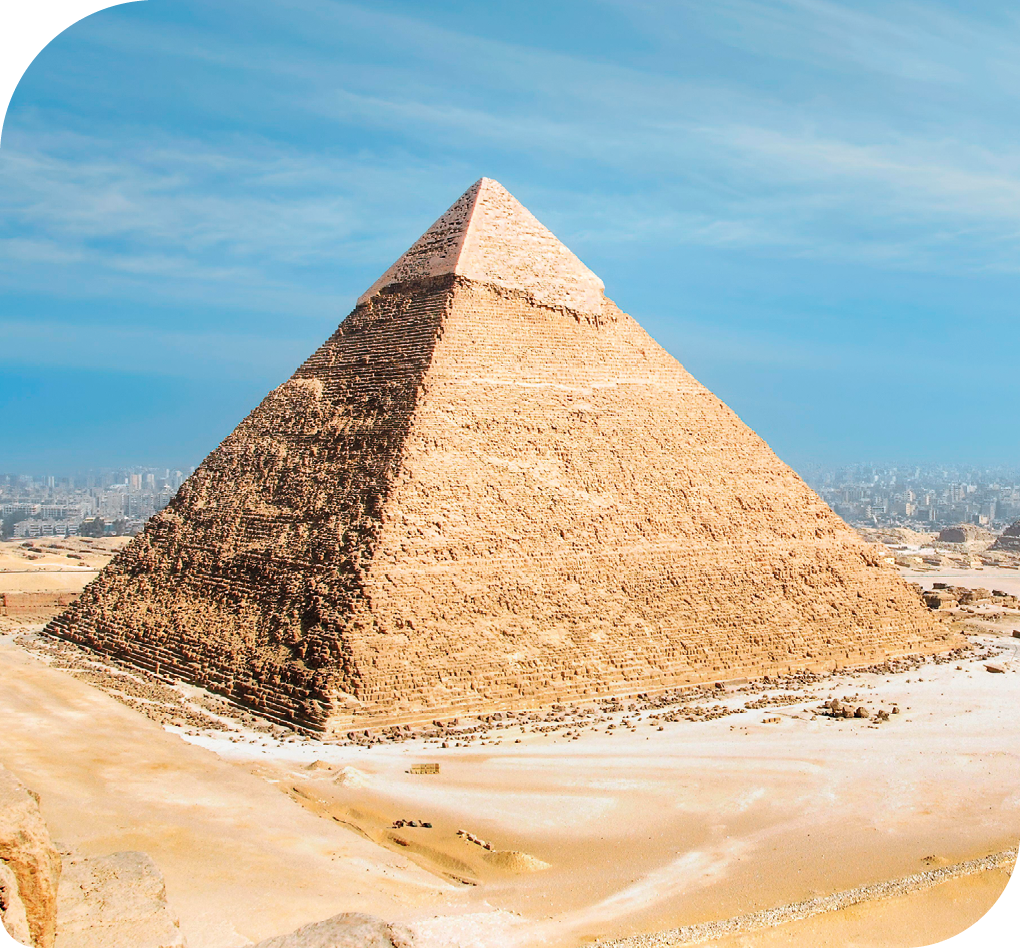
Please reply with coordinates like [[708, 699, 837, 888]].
[[248, 912, 413, 948], [0, 765, 61, 948], [55, 852, 185, 948], [985, 664, 1007, 674], [0, 860, 33, 946], [482, 851, 550, 873], [854, 707, 869, 719]]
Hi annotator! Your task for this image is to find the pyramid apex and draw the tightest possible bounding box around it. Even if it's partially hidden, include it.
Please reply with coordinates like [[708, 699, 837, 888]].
[[357, 179, 604, 315]]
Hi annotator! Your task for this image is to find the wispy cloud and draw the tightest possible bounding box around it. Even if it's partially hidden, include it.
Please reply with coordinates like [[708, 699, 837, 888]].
[[0, 317, 310, 380], [3, 0, 1020, 388]]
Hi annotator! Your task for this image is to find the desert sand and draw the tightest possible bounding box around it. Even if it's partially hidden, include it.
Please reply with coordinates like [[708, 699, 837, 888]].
[[0, 537, 130, 595], [1, 549, 1017, 947]]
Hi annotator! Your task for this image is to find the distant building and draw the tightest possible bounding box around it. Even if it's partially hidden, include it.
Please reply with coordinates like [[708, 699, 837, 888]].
[[13, 519, 77, 538]]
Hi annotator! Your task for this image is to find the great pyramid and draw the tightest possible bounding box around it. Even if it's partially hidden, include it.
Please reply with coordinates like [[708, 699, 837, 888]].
[[47, 178, 950, 732]]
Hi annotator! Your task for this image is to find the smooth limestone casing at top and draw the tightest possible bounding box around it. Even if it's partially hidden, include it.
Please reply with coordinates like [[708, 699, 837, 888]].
[[46, 179, 952, 733]]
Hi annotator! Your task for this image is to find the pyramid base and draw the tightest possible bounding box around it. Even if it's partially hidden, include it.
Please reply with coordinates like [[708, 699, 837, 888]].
[[320, 631, 961, 735]]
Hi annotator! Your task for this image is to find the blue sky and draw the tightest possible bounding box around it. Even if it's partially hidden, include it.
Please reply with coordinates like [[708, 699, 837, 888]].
[[2, 0, 1018, 473]]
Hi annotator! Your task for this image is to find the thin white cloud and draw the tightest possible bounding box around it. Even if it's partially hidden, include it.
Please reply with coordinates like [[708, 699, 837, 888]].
[[0, 317, 311, 380], [5, 0, 1020, 319]]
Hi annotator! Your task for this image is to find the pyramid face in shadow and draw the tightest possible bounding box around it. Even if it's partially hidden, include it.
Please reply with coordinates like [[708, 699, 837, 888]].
[[47, 179, 949, 731]]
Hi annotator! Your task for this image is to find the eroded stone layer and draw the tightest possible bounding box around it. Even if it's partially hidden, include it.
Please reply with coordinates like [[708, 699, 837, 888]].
[[48, 274, 947, 732], [334, 278, 948, 727], [47, 278, 455, 728]]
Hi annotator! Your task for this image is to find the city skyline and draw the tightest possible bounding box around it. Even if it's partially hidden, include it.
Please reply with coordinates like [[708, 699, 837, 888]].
[[5, 458, 1019, 542]]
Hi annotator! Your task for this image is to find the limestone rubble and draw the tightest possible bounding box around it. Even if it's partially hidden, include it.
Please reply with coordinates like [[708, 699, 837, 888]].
[[46, 178, 950, 733]]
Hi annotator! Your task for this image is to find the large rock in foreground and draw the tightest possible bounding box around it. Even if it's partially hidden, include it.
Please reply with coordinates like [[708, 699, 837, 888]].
[[249, 912, 412, 948], [55, 851, 185, 948], [1, 859, 33, 945], [47, 178, 950, 733], [0, 766, 61, 948]]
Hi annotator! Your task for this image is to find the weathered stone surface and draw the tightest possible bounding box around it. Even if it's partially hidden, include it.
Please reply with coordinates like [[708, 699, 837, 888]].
[[247, 912, 412, 948], [0, 859, 33, 946], [0, 766, 61, 948], [936, 524, 992, 545], [992, 519, 1020, 552], [55, 852, 185, 948], [46, 178, 950, 732]]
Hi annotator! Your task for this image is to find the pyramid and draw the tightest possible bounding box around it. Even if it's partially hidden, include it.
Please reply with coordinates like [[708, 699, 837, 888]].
[[992, 520, 1020, 552], [47, 179, 950, 732]]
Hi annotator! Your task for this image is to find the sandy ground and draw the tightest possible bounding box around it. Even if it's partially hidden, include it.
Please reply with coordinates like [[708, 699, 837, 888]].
[[0, 635, 453, 948], [0, 536, 130, 594], [0, 553, 1016, 947]]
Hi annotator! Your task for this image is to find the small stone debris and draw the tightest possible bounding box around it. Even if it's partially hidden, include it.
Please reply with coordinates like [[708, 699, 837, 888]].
[[456, 830, 493, 850]]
